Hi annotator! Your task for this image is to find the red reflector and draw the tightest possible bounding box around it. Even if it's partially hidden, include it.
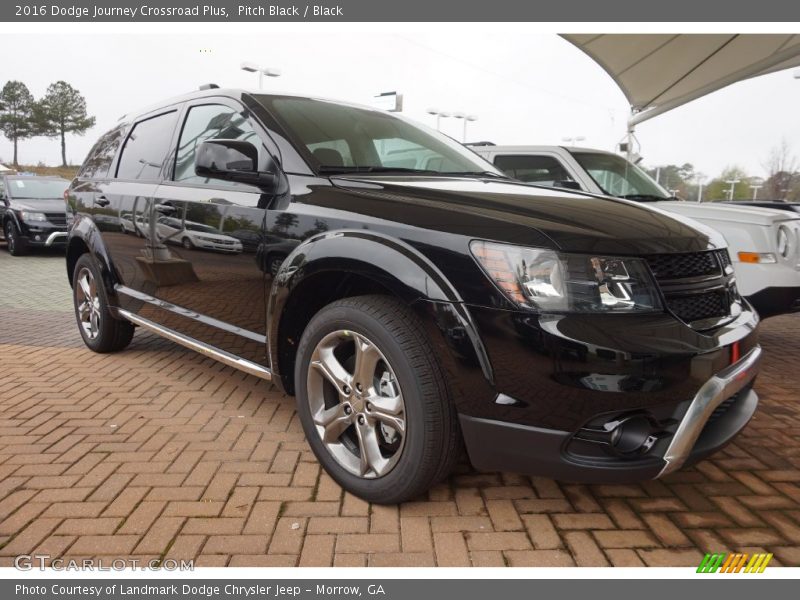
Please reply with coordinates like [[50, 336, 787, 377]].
[[731, 342, 741, 364]]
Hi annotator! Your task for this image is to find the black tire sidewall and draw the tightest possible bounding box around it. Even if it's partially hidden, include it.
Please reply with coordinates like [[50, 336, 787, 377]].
[[295, 302, 436, 503], [72, 254, 115, 351], [5, 221, 22, 255]]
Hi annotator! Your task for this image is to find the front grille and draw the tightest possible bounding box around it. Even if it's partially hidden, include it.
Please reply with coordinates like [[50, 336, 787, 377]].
[[45, 212, 67, 226], [645, 251, 721, 280], [646, 250, 736, 327], [667, 291, 728, 323]]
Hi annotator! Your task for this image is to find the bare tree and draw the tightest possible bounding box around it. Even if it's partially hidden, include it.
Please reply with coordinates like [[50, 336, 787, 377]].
[[762, 139, 798, 200]]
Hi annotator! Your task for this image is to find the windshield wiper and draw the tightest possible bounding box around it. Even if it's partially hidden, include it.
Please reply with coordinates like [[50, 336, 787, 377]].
[[621, 193, 673, 202], [318, 166, 438, 175], [438, 171, 509, 179], [318, 166, 508, 178]]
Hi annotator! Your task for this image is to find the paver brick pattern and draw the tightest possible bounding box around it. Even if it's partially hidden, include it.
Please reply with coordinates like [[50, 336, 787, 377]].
[[1, 249, 799, 567]]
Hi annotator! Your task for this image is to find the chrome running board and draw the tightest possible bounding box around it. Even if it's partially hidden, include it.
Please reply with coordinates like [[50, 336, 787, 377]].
[[117, 309, 272, 381]]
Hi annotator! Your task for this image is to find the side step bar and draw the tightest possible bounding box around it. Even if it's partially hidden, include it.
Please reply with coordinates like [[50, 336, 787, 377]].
[[117, 309, 272, 381]]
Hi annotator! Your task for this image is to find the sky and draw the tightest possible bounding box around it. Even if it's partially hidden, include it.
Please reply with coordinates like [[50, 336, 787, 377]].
[[0, 31, 798, 179]]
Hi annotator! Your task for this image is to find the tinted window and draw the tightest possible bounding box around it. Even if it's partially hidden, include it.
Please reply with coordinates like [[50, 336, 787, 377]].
[[174, 104, 259, 186], [79, 125, 125, 180], [494, 155, 574, 186], [116, 111, 178, 181]]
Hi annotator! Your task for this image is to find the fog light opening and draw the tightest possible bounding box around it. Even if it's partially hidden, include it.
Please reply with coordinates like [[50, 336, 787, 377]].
[[609, 415, 657, 455]]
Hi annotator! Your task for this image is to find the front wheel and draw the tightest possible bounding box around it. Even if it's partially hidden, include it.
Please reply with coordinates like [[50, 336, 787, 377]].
[[4, 221, 28, 256], [295, 295, 460, 504], [72, 253, 135, 353]]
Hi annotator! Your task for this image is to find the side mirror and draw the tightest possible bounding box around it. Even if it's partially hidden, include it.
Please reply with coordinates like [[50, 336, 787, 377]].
[[195, 139, 278, 190], [555, 180, 582, 191]]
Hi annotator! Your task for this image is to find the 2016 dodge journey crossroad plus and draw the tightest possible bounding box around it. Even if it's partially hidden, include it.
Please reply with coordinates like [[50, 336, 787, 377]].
[[64, 88, 762, 503]]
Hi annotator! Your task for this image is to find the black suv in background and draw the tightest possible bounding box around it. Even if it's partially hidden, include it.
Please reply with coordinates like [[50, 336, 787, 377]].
[[65, 88, 761, 503], [1, 175, 70, 255]]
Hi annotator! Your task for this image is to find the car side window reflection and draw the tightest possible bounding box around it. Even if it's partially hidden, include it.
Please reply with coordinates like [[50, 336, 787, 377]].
[[174, 104, 260, 188]]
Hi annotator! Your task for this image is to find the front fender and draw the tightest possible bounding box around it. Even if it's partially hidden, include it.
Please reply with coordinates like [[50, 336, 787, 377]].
[[267, 229, 494, 385]]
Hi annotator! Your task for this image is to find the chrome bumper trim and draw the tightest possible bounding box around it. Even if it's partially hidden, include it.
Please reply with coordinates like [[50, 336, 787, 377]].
[[45, 231, 68, 246], [658, 345, 761, 477], [117, 309, 272, 381]]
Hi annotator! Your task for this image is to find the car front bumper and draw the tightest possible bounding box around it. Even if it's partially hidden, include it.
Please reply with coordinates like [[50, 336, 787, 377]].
[[418, 298, 761, 483], [21, 228, 68, 247], [460, 346, 761, 483]]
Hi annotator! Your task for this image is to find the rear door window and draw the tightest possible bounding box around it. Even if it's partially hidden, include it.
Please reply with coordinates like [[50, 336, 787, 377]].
[[78, 125, 126, 180], [116, 111, 179, 181]]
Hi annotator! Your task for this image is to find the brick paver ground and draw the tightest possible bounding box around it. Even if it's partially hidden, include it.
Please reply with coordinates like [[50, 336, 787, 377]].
[[1, 248, 799, 568]]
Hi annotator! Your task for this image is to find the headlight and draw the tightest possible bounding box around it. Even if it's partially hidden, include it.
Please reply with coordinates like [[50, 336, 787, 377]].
[[471, 241, 662, 313], [19, 211, 47, 222]]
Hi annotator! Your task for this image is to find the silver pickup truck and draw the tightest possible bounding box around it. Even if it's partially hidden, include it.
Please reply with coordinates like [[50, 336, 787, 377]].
[[469, 144, 800, 318]]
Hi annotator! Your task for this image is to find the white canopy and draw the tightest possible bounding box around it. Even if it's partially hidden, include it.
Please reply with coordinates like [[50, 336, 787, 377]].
[[562, 34, 800, 126]]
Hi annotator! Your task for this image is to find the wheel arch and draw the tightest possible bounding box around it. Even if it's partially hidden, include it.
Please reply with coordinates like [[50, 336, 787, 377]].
[[267, 230, 493, 395], [65, 215, 121, 307]]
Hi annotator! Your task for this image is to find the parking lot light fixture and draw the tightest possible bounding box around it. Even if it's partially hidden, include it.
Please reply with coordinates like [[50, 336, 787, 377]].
[[725, 179, 741, 201], [453, 113, 478, 142], [240, 62, 281, 90], [426, 108, 451, 131]]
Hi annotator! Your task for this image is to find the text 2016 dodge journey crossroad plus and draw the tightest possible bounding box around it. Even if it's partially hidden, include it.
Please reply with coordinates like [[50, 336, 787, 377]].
[[65, 88, 762, 503]]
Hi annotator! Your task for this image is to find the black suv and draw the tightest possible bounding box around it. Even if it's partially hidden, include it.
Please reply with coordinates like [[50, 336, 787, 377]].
[[1, 175, 70, 255], [65, 88, 761, 503]]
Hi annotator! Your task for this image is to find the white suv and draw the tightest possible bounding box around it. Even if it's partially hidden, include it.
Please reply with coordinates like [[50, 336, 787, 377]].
[[471, 144, 800, 318]]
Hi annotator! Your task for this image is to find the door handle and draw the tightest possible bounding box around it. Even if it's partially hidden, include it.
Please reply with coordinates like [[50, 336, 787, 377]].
[[154, 203, 176, 215], [94, 195, 110, 207]]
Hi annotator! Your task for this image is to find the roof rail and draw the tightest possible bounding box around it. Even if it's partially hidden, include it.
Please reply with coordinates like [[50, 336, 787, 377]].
[[464, 141, 495, 147], [199, 83, 219, 90]]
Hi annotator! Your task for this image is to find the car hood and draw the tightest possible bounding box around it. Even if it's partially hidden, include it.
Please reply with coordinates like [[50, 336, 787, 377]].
[[327, 176, 724, 255], [9, 198, 66, 213], [656, 200, 800, 227]]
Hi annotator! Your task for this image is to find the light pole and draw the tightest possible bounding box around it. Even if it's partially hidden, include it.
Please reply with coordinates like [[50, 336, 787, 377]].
[[562, 136, 586, 147], [695, 174, 706, 203], [725, 179, 741, 201], [750, 177, 764, 200], [452, 113, 478, 142], [240, 62, 281, 89], [426, 108, 451, 131]]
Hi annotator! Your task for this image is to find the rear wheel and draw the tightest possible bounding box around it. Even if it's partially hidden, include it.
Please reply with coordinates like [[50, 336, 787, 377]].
[[181, 236, 194, 250], [4, 221, 28, 256], [295, 295, 460, 504], [72, 253, 134, 353]]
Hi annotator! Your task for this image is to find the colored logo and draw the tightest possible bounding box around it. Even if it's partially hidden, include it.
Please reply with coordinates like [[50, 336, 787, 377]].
[[697, 552, 772, 573]]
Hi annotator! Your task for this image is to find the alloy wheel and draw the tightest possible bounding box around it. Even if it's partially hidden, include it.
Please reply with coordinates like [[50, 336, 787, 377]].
[[306, 330, 406, 478], [75, 267, 101, 340]]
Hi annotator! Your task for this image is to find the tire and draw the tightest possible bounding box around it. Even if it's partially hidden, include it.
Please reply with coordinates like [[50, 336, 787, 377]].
[[181, 236, 194, 250], [72, 253, 135, 353], [267, 254, 285, 276], [295, 295, 460, 504], [4, 220, 29, 256]]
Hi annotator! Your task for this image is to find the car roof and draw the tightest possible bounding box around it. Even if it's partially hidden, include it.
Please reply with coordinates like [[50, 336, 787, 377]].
[[121, 87, 386, 122], [474, 145, 616, 156]]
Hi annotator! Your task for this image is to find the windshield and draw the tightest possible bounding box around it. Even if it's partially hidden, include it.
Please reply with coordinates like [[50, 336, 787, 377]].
[[570, 152, 671, 200], [5, 177, 69, 199], [256, 95, 504, 177]]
